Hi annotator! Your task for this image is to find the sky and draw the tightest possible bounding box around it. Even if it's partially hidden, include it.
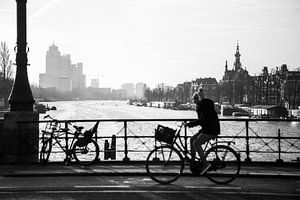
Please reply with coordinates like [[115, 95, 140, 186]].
[[0, 0, 300, 89]]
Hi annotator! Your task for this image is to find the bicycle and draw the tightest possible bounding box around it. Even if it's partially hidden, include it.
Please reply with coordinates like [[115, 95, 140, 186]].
[[40, 115, 100, 165], [145, 122, 241, 184]]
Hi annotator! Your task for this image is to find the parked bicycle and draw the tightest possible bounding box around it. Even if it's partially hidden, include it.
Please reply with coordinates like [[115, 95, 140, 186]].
[[146, 122, 241, 184], [40, 115, 100, 165]]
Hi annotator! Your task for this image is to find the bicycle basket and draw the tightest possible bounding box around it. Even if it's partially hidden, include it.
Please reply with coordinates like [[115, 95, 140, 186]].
[[155, 125, 176, 144]]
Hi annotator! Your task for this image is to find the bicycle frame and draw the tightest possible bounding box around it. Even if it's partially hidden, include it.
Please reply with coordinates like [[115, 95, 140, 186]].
[[169, 122, 226, 162], [50, 127, 82, 162]]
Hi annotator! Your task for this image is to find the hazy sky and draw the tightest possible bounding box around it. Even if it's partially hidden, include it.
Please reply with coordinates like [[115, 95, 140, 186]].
[[1, 0, 300, 89]]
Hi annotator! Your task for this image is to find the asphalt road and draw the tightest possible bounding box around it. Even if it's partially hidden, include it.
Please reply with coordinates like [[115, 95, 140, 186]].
[[0, 175, 299, 199]]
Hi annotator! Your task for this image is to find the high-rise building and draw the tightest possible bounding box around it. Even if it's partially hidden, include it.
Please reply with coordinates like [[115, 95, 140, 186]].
[[135, 82, 146, 99], [39, 44, 86, 92], [121, 83, 134, 98], [91, 79, 99, 88]]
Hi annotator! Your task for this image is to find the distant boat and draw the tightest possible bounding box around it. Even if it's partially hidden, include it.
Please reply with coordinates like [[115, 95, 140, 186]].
[[232, 111, 249, 117]]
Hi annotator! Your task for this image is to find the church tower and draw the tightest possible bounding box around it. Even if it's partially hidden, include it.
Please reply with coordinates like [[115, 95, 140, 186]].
[[225, 60, 228, 72], [234, 42, 241, 71]]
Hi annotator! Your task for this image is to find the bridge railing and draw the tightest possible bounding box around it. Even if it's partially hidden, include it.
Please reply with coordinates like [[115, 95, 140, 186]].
[[18, 118, 300, 163]]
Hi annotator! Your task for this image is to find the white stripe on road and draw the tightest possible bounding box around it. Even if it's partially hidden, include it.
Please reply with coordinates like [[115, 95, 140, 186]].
[[185, 186, 242, 190], [75, 185, 130, 188]]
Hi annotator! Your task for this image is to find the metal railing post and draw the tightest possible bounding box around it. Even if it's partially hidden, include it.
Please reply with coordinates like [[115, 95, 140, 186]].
[[276, 129, 283, 163], [64, 121, 69, 162], [184, 121, 188, 159], [123, 121, 130, 162], [245, 120, 252, 163]]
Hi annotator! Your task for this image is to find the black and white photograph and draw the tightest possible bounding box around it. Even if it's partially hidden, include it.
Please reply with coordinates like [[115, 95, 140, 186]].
[[0, 0, 299, 199]]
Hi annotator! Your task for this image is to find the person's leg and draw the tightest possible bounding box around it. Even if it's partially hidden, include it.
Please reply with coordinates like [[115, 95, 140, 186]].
[[193, 133, 216, 174], [193, 133, 215, 161], [190, 130, 201, 162]]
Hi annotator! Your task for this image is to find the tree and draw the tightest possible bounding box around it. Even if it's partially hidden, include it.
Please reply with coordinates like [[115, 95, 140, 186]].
[[0, 41, 14, 108], [0, 41, 13, 80]]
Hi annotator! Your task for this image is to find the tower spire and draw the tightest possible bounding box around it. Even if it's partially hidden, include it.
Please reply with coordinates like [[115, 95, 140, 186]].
[[234, 41, 241, 71]]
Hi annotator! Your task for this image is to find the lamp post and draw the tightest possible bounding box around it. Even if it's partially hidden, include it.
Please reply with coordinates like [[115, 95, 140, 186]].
[[0, 0, 38, 163], [8, 0, 35, 111]]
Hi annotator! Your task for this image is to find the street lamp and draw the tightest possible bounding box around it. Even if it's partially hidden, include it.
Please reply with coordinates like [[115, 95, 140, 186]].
[[8, 0, 34, 111]]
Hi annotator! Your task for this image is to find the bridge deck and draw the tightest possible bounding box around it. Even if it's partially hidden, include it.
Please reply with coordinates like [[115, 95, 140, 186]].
[[1, 162, 299, 178]]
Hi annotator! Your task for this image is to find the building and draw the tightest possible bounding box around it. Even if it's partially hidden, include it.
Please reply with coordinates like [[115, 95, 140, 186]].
[[219, 43, 254, 105], [112, 89, 127, 100], [191, 77, 219, 102], [91, 79, 99, 88], [251, 64, 300, 109], [280, 65, 300, 109], [135, 82, 146, 99], [121, 83, 134, 99], [252, 66, 282, 106], [39, 44, 86, 92]]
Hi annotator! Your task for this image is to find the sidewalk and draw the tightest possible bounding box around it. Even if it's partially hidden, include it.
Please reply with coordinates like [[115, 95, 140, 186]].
[[1, 162, 299, 178]]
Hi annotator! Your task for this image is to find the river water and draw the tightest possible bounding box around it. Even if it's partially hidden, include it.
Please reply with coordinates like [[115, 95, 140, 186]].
[[40, 100, 300, 162]]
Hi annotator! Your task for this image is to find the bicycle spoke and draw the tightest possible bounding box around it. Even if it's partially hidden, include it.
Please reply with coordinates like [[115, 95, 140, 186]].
[[72, 139, 99, 165], [146, 146, 184, 184], [205, 145, 240, 184]]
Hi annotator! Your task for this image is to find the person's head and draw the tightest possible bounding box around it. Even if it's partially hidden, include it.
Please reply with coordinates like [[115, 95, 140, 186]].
[[193, 88, 205, 104], [192, 92, 200, 104], [198, 88, 204, 100]]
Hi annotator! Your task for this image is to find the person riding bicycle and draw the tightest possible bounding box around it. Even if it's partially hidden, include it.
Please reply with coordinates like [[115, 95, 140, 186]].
[[186, 88, 220, 175]]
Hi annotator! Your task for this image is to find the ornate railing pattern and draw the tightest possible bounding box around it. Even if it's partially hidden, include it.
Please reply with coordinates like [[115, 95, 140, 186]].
[[19, 118, 300, 163]]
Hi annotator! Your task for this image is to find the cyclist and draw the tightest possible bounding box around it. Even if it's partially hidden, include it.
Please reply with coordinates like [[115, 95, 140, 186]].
[[186, 88, 220, 175]]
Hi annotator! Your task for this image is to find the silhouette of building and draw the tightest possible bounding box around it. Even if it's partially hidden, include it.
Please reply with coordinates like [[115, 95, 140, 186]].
[[39, 44, 86, 92], [251, 64, 300, 109], [135, 82, 146, 99], [121, 83, 135, 99], [219, 43, 254, 105], [91, 79, 99, 88], [191, 77, 219, 102]]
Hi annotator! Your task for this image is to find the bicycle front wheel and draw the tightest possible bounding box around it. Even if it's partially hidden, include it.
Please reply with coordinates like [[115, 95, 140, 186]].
[[72, 139, 99, 165], [205, 145, 240, 184], [146, 145, 184, 184], [40, 138, 52, 165]]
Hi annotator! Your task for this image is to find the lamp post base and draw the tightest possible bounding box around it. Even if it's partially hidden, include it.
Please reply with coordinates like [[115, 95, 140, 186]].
[[0, 111, 39, 163]]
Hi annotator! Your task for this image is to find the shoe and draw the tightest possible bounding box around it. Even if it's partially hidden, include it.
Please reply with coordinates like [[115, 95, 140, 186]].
[[200, 162, 211, 175]]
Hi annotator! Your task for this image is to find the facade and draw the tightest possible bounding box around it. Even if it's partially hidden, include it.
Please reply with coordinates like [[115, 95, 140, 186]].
[[121, 83, 135, 99], [191, 77, 219, 102], [280, 65, 300, 109], [251, 64, 300, 109], [112, 89, 127, 100], [135, 82, 146, 99], [39, 44, 86, 92], [252, 66, 282, 106], [91, 79, 99, 88], [219, 43, 254, 105], [174, 81, 191, 103]]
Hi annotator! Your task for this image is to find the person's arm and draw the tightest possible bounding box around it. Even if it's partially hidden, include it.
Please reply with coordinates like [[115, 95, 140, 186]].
[[186, 110, 204, 128], [186, 119, 201, 128]]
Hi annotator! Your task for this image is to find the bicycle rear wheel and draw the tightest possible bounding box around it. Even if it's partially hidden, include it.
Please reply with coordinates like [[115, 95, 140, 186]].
[[72, 139, 99, 165], [146, 145, 184, 184], [205, 145, 240, 184], [40, 138, 52, 165]]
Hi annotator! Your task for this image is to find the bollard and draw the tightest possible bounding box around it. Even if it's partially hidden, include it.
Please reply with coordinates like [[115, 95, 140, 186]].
[[104, 135, 116, 160]]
